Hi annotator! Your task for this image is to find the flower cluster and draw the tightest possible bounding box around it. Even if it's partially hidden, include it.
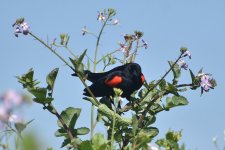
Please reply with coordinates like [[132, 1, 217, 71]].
[[82, 9, 119, 36], [118, 31, 148, 57], [12, 18, 30, 37], [0, 90, 26, 129], [198, 73, 216, 92], [97, 9, 119, 25], [178, 59, 188, 70], [178, 47, 191, 70], [97, 11, 107, 21]]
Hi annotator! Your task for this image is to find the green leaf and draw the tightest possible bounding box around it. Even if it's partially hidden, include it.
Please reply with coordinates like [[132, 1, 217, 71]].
[[189, 69, 195, 83], [55, 127, 89, 137], [150, 103, 164, 114], [156, 139, 168, 147], [69, 57, 78, 68], [168, 61, 181, 84], [138, 88, 148, 98], [166, 83, 179, 96], [165, 96, 188, 110], [15, 119, 34, 134], [15, 122, 26, 133], [87, 59, 91, 70], [139, 90, 157, 105], [131, 115, 138, 135], [156, 130, 183, 150], [143, 127, 159, 138], [61, 138, 70, 148], [144, 115, 156, 126], [55, 128, 67, 137], [76, 127, 90, 135], [159, 79, 167, 90], [46, 68, 59, 91], [16, 68, 40, 89], [47, 148, 53, 150], [92, 133, 108, 150], [33, 97, 53, 104], [98, 104, 131, 126], [29, 88, 47, 99], [57, 107, 81, 129], [79, 141, 93, 150], [198, 67, 203, 74], [166, 130, 182, 142], [83, 97, 99, 106], [78, 49, 87, 64], [135, 127, 159, 149]]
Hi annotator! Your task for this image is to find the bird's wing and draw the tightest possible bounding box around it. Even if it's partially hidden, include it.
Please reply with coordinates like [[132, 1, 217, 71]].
[[83, 71, 125, 97]]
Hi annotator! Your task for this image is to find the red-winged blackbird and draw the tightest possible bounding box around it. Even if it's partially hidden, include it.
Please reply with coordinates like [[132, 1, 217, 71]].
[[72, 63, 145, 100]]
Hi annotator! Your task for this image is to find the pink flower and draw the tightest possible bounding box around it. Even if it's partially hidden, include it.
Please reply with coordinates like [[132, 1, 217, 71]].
[[183, 50, 191, 59], [12, 19, 30, 37], [1, 90, 23, 109], [178, 59, 188, 70], [200, 75, 213, 92]]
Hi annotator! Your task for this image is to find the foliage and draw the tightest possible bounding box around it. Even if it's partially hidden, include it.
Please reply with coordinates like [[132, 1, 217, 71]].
[[10, 8, 217, 150]]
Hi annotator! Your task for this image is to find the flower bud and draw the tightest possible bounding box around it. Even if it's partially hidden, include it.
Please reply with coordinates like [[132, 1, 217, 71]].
[[180, 47, 187, 53]]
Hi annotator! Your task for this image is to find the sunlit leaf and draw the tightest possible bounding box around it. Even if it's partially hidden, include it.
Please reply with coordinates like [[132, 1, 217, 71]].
[[165, 96, 188, 109], [57, 107, 81, 129], [46, 68, 59, 91]]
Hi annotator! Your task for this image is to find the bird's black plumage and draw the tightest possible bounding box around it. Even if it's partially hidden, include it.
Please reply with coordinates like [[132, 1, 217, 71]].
[[72, 63, 145, 100]]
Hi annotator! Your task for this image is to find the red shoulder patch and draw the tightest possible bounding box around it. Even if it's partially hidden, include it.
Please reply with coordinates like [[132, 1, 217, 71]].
[[141, 74, 145, 84], [105, 75, 123, 87]]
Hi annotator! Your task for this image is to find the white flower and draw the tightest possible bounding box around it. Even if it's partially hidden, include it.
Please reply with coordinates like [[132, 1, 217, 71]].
[[97, 12, 106, 21], [9, 114, 22, 123], [81, 26, 89, 36], [112, 19, 119, 25]]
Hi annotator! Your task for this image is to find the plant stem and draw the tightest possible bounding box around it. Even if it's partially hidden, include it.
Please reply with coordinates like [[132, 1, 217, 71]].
[[93, 20, 108, 71], [137, 53, 184, 127], [46, 104, 78, 149], [65, 47, 77, 59], [6, 123, 23, 141], [139, 53, 183, 103], [138, 91, 167, 127], [96, 49, 119, 64], [111, 98, 117, 150], [91, 18, 109, 139], [29, 31, 100, 140], [132, 39, 140, 62], [29, 32, 74, 71], [176, 83, 193, 88]]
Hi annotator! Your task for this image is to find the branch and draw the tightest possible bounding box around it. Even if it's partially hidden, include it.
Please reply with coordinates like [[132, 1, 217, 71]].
[[139, 52, 183, 103], [45, 104, 77, 149]]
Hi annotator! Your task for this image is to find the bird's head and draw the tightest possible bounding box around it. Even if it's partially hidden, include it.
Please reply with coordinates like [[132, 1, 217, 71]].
[[128, 63, 145, 84]]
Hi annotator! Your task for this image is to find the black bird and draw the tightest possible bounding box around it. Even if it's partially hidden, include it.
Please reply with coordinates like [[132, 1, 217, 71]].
[[72, 63, 145, 100]]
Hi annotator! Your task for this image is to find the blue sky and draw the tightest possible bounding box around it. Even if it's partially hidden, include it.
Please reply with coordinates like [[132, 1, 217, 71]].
[[1, 0, 225, 149]]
